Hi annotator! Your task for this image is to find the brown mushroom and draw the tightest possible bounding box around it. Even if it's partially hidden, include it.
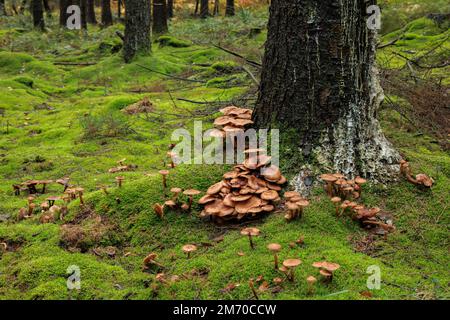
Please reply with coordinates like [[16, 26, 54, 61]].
[[183, 189, 201, 211], [158, 170, 169, 190], [115, 176, 125, 188], [267, 243, 282, 269], [74, 187, 85, 205], [282, 259, 302, 281], [306, 275, 317, 295], [153, 203, 164, 219], [320, 174, 338, 196], [182, 244, 197, 258], [312, 261, 340, 283], [240, 227, 260, 249], [170, 187, 183, 202], [331, 197, 342, 215], [143, 253, 164, 269]]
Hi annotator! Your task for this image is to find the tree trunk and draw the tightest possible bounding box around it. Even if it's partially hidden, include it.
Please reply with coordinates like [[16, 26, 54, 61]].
[[0, 0, 6, 16], [101, 0, 112, 26], [43, 0, 51, 16], [153, 0, 168, 34], [32, 0, 45, 30], [194, 0, 199, 15], [213, 0, 219, 16], [123, 0, 151, 63], [200, 0, 208, 18], [80, 0, 87, 29], [225, 0, 234, 16], [117, 0, 121, 18], [59, 0, 72, 26], [254, 0, 400, 185], [167, 0, 173, 18], [87, 0, 97, 23]]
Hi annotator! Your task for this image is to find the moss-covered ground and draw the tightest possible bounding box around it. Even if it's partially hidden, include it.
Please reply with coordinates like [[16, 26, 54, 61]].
[[0, 8, 448, 300]]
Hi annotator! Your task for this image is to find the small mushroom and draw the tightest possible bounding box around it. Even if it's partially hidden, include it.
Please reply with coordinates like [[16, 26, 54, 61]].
[[170, 187, 183, 202], [153, 203, 164, 219], [143, 252, 164, 269], [296, 199, 310, 218], [164, 200, 177, 209], [183, 189, 201, 211], [282, 259, 302, 281], [158, 170, 170, 190], [267, 243, 282, 269], [306, 275, 317, 295], [285, 202, 299, 221], [331, 197, 342, 215], [115, 176, 125, 188], [248, 278, 259, 300], [75, 187, 85, 205], [182, 244, 197, 258], [320, 174, 338, 197], [240, 227, 260, 249], [312, 261, 340, 283]]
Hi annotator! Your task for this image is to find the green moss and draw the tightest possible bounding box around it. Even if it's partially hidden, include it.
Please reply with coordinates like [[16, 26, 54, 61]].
[[156, 36, 191, 48]]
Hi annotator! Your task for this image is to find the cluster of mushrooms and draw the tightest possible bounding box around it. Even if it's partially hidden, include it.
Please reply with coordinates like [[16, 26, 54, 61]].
[[198, 149, 287, 221], [400, 160, 434, 188], [153, 186, 201, 219], [108, 158, 138, 173], [13, 177, 71, 196], [320, 173, 395, 237], [210, 105, 254, 138], [283, 191, 310, 221]]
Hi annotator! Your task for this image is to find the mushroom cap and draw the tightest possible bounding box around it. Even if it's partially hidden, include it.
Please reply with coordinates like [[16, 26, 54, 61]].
[[214, 116, 234, 127], [74, 187, 85, 193], [312, 261, 340, 272], [415, 174, 433, 187], [170, 187, 183, 194], [219, 106, 240, 115], [355, 176, 367, 185], [207, 181, 224, 195], [153, 203, 164, 217], [231, 194, 252, 202], [244, 148, 266, 155], [208, 129, 225, 138], [164, 200, 176, 207], [320, 269, 332, 277], [333, 173, 346, 179], [158, 170, 170, 176], [320, 174, 338, 182], [276, 175, 287, 185], [283, 258, 302, 268], [198, 194, 216, 205], [183, 189, 201, 196], [182, 244, 197, 253], [261, 165, 282, 182], [331, 197, 342, 203], [286, 202, 299, 211], [290, 195, 302, 202], [235, 196, 261, 214], [297, 199, 310, 207], [240, 227, 260, 236], [306, 276, 317, 284], [230, 118, 254, 127], [262, 204, 275, 212], [223, 171, 238, 179], [261, 190, 279, 201], [267, 243, 282, 252], [46, 196, 60, 201]]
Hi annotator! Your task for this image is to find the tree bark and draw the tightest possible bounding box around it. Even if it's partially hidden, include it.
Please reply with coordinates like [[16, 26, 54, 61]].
[[167, 0, 173, 18], [213, 0, 219, 16], [32, 0, 45, 30], [101, 0, 112, 26], [87, 0, 97, 23], [0, 0, 6, 16], [200, 0, 208, 18], [194, 0, 199, 15], [59, 0, 73, 26], [43, 0, 51, 16], [254, 0, 400, 184], [225, 0, 234, 16], [123, 0, 151, 63], [153, 0, 168, 34]]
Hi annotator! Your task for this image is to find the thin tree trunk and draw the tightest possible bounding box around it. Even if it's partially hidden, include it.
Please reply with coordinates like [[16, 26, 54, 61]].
[[86, 0, 97, 23], [117, 0, 121, 18], [43, 0, 51, 16], [59, 0, 72, 26], [200, 0, 208, 18], [225, 0, 234, 16], [153, 0, 168, 34], [123, 0, 151, 63], [80, 0, 87, 29], [0, 0, 6, 16], [167, 0, 173, 18], [254, 0, 400, 184], [32, 0, 45, 30], [213, 0, 219, 16], [194, 0, 199, 15], [101, 0, 112, 26], [19, 0, 27, 14]]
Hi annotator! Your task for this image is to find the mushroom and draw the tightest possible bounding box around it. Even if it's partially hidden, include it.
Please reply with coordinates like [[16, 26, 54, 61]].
[[354, 177, 367, 197], [158, 170, 170, 190], [320, 174, 338, 197], [282, 259, 302, 281], [267, 243, 282, 269], [306, 276, 317, 295], [153, 203, 164, 219], [182, 244, 197, 258], [164, 200, 177, 209], [331, 197, 342, 215], [46, 196, 59, 207], [183, 189, 201, 211], [75, 187, 85, 205], [143, 253, 164, 269], [115, 176, 125, 188], [170, 187, 183, 202], [248, 278, 259, 300], [296, 199, 310, 218], [167, 152, 177, 168], [285, 202, 299, 221], [28, 203, 36, 216], [312, 261, 340, 283], [40, 202, 50, 212], [240, 227, 260, 249]]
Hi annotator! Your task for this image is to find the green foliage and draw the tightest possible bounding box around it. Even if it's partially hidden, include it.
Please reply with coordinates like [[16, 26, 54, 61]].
[[156, 35, 191, 48]]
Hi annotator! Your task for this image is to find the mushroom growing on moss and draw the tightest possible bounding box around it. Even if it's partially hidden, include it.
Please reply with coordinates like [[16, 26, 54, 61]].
[[115, 176, 125, 188], [306, 275, 317, 295], [182, 244, 197, 258], [170, 187, 183, 202], [153, 203, 164, 219], [183, 189, 201, 211], [240, 227, 260, 249], [75, 187, 85, 205], [331, 197, 342, 215], [320, 174, 338, 197], [312, 261, 340, 283], [267, 243, 282, 269], [282, 259, 302, 281]]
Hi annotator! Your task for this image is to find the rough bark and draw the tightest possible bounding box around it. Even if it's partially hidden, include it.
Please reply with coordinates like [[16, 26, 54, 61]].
[[87, 0, 97, 23], [101, 0, 112, 26], [43, 0, 51, 16], [213, 0, 219, 16], [254, 0, 400, 185], [59, 0, 72, 26], [167, 0, 173, 18], [194, 0, 199, 15], [153, 0, 168, 34], [0, 0, 6, 16], [200, 0, 208, 18], [123, 0, 151, 63], [80, 0, 87, 29], [225, 0, 234, 16], [32, 0, 45, 30]]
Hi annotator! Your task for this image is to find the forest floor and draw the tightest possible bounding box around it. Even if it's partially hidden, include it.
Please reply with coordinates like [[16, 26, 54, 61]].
[[0, 8, 449, 300]]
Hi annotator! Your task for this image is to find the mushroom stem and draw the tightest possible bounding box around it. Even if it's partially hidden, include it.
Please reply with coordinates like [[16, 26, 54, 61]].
[[249, 279, 259, 300], [78, 193, 84, 205], [248, 234, 254, 249], [187, 196, 193, 211], [288, 268, 295, 282], [273, 253, 279, 269], [326, 182, 333, 196]]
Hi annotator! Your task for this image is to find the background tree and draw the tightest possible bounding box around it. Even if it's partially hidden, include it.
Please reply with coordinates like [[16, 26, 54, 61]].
[[80, 0, 87, 29], [86, 0, 97, 24], [59, 0, 70, 26], [153, 0, 168, 34], [123, 0, 151, 63], [32, 0, 45, 30], [199, 0, 208, 18], [225, 0, 234, 16], [101, 0, 112, 26], [43, 0, 51, 16], [194, 0, 199, 15], [213, 0, 219, 16], [0, 0, 6, 16], [167, 0, 173, 18], [253, 0, 400, 181]]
